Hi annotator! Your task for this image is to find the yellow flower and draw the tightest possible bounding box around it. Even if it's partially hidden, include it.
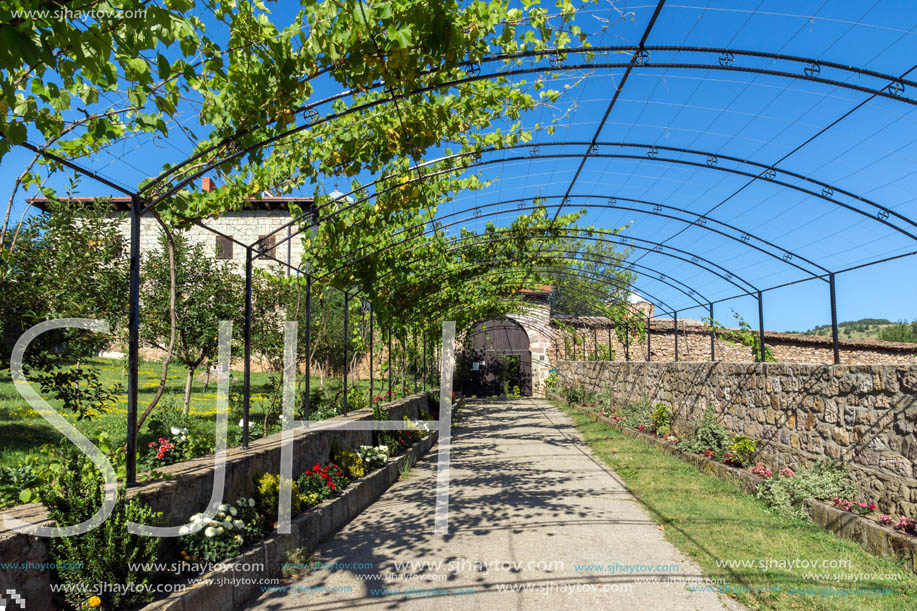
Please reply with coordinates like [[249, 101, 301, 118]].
[[88, 595, 102, 607]]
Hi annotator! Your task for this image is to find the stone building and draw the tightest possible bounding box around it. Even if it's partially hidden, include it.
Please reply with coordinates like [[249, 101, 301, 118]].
[[28, 177, 314, 275]]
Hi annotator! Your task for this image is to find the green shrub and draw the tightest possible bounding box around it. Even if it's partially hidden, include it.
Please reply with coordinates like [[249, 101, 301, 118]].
[[617, 398, 654, 428], [680, 408, 731, 456], [726, 435, 757, 467], [756, 462, 854, 520], [297, 462, 347, 508], [40, 452, 161, 610], [177, 497, 263, 564], [561, 384, 586, 405], [357, 445, 389, 471], [544, 370, 558, 393], [254, 472, 301, 525], [332, 440, 365, 480], [650, 403, 670, 435], [0, 462, 41, 507]]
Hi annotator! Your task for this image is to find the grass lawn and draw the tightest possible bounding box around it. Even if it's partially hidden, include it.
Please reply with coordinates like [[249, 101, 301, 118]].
[[560, 403, 917, 611], [0, 358, 422, 469]]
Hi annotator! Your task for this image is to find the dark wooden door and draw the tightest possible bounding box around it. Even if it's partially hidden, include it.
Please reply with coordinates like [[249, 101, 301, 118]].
[[462, 318, 532, 396]]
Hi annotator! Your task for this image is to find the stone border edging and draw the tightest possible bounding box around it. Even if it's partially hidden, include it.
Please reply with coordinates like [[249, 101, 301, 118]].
[[565, 402, 917, 574], [142, 430, 441, 611]]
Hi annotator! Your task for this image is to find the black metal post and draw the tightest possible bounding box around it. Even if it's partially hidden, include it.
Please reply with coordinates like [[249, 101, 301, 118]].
[[413, 330, 417, 393], [625, 324, 630, 361], [593, 327, 598, 360], [402, 335, 406, 397], [388, 328, 392, 398], [829, 273, 840, 365], [709, 303, 716, 361], [343, 291, 349, 415], [369, 305, 374, 407], [674, 311, 679, 362], [647, 315, 652, 361], [126, 195, 141, 485], [607, 326, 612, 361], [243, 247, 252, 448], [758, 291, 766, 363], [422, 331, 426, 391], [304, 274, 311, 421]]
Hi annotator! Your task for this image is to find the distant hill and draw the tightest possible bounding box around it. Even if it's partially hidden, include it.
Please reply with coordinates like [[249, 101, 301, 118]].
[[792, 318, 917, 344]]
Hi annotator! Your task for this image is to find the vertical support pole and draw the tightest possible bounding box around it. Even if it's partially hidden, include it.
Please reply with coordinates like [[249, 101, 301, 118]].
[[126, 195, 141, 485], [758, 291, 766, 363], [423, 331, 427, 391], [829, 274, 840, 365], [625, 323, 630, 361], [402, 335, 406, 397], [243, 247, 252, 448], [413, 329, 417, 393], [593, 327, 598, 360], [304, 274, 311, 421], [554, 335, 559, 362], [674, 311, 679, 362], [388, 327, 392, 398], [607, 326, 612, 361], [343, 291, 349, 415], [369, 305, 374, 408], [647, 315, 652, 361], [709, 303, 716, 361]]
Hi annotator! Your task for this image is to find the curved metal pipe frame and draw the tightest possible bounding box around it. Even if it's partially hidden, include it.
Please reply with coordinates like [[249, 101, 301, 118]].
[[138, 44, 917, 203]]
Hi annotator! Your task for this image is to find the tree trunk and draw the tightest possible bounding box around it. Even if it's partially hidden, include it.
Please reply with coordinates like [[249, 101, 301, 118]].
[[202, 366, 211, 393], [182, 367, 195, 415]]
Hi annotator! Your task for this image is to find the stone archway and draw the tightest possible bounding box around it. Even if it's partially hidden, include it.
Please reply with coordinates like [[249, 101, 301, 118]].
[[462, 318, 532, 396]]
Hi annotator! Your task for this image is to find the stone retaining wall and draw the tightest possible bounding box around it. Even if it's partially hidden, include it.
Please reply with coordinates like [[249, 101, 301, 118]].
[[0, 392, 432, 610], [557, 361, 917, 517]]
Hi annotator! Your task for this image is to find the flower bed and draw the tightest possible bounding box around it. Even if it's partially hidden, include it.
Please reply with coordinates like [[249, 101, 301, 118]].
[[563, 400, 917, 573], [142, 426, 441, 610]]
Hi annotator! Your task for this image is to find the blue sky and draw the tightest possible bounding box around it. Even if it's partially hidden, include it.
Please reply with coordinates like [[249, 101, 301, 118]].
[[3, 0, 917, 332]]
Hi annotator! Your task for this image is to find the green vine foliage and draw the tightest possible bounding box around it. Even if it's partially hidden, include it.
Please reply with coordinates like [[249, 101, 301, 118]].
[[40, 451, 161, 610], [705, 311, 777, 363]]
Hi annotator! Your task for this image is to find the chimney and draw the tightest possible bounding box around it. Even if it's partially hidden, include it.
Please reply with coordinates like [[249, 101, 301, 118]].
[[201, 177, 215, 192]]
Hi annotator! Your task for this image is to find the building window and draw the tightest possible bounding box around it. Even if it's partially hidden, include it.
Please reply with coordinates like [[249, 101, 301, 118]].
[[215, 235, 234, 259], [256, 234, 276, 259]]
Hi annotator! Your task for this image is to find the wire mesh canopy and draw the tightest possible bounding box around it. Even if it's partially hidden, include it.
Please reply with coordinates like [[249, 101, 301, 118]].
[[6, 0, 917, 483]]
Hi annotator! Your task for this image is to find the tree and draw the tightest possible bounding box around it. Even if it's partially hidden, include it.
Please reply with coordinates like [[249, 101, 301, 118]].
[[140, 232, 242, 414], [0, 196, 128, 366]]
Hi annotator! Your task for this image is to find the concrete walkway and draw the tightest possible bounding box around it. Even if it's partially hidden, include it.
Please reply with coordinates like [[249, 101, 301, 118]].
[[244, 398, 740, 610]]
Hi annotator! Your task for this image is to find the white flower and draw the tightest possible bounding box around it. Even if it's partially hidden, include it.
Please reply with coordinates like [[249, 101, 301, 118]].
[[218, 503, 230, 512], [189, 513, 202, 523], [216, 527, 224, 535], [229, 507, 237, 516], [223, 519, 233, 530], [207, 520, 220, 527], [233, 519, 244, 529], [248, 498, 256, 507], [234, 535, 243, 544], [204, 527, 217, 538], [170, 426, 182, 436], [178, 524, 191, 535]]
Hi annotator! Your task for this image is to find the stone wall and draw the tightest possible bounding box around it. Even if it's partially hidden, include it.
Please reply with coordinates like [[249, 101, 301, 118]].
[[0, 392, 431, 609], [551, 320, 917, 366], [557, 361, 917, 517]]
